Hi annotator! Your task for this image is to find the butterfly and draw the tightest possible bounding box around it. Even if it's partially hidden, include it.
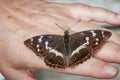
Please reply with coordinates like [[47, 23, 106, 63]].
[[24, 29, 111, 68]]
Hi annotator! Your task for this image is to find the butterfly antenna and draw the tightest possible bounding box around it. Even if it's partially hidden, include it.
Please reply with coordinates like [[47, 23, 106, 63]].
[[67, 19, 81, 31], [55, 23, 65, 31]]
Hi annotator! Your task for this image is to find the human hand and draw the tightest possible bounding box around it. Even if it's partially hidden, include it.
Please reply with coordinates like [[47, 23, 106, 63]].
[[0, 0, 120, 80]]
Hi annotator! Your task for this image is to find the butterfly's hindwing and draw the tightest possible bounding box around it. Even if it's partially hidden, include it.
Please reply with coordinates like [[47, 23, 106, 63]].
[[44, 38, 66, 68], [45, 52, 65, 68], [69, 48, 91, 67]]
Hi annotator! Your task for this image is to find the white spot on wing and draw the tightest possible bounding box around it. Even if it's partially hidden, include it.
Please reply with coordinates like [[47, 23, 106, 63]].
[[37, 48, 40, 52], [30, 38, 33, 45], [36, 44, 39, 48], [102, 31, 105, 37], [96, 38, 99, 41], [95, 38, 99, 45], [81, 32, 84, 35], [71, 45, 86, 56], [31, 43, 33, 45], [38, 36, 43, 43], [95, 42, 98, 45], [91, 30, 96, 37], [45, 41, 63, 57], [102, 31, 104, 34], [85, 37, 90, 45], [45, 41, 51, 50], [30, 38, 33, 42]]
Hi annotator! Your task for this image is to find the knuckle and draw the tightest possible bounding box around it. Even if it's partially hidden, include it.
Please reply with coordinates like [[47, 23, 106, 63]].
[[111, 46, 120, 62], [114, 46, 120, 54]]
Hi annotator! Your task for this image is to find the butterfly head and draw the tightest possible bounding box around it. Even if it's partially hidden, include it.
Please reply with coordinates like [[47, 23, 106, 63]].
[[64, 30, 69, 35]]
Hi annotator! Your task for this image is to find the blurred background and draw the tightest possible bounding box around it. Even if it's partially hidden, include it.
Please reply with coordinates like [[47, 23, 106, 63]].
[[0, 0, 120, 80]]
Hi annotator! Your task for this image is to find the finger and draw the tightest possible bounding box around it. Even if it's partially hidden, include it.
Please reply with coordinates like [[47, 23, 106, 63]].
[[67, 3, 120, 25], [2, 68, 36, 80], [49, 58, 118, 79], [94, 41, 120, 63], [109, 31, 120, 45], [26, 49, 118, 79]]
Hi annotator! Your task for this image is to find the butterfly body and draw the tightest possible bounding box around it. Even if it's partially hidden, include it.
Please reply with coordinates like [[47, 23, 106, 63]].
[[24, 30, 111, 68]]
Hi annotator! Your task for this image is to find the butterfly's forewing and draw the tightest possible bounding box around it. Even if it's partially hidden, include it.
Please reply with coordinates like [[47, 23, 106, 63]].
[[69, 30, 111, 67], [24, 35, 66, 68]]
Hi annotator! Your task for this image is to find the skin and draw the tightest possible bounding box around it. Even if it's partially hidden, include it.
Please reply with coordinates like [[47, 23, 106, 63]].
[[0, 0, 120, 80]]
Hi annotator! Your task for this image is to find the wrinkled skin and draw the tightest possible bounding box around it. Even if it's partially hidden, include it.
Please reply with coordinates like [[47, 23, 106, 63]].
[[0, 0, 120, 80]]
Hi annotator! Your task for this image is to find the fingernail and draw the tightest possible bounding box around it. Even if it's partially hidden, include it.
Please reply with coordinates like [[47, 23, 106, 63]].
[[117, 14, 120, 19], [102, 65, 118, 76]]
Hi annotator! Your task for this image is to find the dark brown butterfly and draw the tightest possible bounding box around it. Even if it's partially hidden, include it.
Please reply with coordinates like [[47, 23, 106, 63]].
[[24, 30, 111, 68]]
